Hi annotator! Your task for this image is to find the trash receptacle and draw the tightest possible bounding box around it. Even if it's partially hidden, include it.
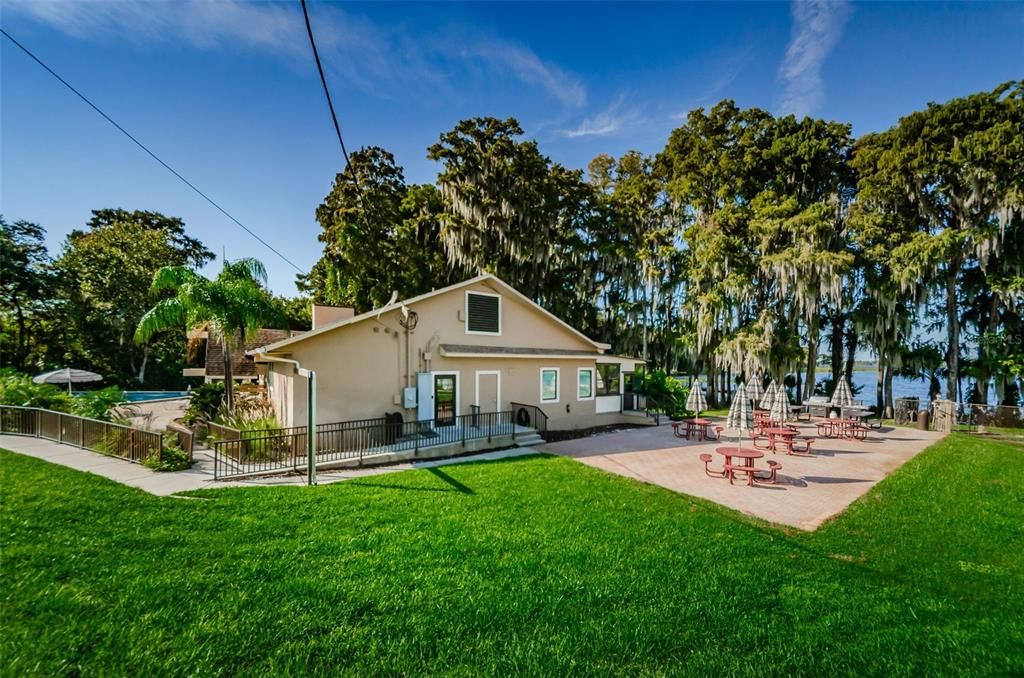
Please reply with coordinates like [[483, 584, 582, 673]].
[[917, 410, 929, 430]]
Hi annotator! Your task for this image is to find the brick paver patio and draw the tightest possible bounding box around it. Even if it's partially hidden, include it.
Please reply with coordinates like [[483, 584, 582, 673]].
[[536, 420, 946, 530]]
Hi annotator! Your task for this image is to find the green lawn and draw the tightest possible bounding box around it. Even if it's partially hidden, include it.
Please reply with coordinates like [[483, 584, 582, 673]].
[[2, 435, 1022, 676]]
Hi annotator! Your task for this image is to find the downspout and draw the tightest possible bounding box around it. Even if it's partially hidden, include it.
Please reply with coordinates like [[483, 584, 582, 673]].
[[254, 351, 317, 487]]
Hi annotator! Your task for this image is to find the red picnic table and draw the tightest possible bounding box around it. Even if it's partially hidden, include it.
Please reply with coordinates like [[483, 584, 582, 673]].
[[673, 418, 717, 441], [715, 446, 764, 486], [761, 427, 815, 455], [817, 418, 868, 440]]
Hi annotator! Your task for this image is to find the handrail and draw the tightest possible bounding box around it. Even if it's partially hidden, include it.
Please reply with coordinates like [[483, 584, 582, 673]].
[[509, 402, 548, 431], [212, 407, 524, 479], [0, 404, 164, 464]]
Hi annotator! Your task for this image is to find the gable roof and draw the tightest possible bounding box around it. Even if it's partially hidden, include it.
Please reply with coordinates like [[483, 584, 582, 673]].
[[249, 274, 610, 355]]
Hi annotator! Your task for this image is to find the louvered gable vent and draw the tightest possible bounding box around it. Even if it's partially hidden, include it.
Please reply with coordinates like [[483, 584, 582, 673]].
[[466, 292, 500, 334]]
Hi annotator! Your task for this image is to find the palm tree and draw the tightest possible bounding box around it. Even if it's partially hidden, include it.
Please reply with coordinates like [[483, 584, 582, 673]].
[[135, 258, 282, 413]]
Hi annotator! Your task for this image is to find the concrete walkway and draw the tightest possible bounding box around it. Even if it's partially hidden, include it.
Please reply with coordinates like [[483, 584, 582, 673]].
[[536, 419, 946, 530], [0, 434, 538, 496]]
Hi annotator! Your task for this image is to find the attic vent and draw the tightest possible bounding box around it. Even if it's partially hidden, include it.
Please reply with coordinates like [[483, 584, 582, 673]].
[[466, 292, 501, 335]]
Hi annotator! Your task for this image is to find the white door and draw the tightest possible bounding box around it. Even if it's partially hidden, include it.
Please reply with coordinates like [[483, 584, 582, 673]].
[[416, 372, 433, 422]]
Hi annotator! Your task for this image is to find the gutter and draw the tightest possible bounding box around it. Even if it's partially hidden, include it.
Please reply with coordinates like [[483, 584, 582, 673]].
[[254, 351, 317, 486]]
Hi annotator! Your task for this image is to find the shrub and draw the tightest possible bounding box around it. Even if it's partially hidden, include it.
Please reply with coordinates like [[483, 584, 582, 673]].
[[185, 382, 225, 424], [70, 386, 126, 422], [0, 369, 73, 411], [638, 370, 690, 420], [142, 435, 193, 472], [216, 413, 281, 436]]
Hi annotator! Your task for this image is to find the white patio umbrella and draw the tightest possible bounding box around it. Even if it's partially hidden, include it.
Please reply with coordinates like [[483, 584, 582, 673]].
[[33, 368, 103, 394], [746, 377, 764, 405], [686, 381, 708, 417], [769, 383, 792, 424], [727, 381, 754, 446], [759, 380, 778, 411], [830, 375, 856, 417]]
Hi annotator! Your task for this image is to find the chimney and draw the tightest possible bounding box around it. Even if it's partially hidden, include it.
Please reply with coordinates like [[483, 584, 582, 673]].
[[312, 304, 355, 330]]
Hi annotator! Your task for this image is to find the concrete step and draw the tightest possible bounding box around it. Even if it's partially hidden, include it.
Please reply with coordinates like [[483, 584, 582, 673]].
[[515, 434, 545, 447]]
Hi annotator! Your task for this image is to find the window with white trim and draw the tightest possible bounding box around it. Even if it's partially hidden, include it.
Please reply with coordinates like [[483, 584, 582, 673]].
[[465, 291, 501, 335], [577, 367, 594, 400], [540, 368, 560, 403]]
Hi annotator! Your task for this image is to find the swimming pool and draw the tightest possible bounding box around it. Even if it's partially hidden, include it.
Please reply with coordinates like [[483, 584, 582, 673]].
[[121, 391, 190, 403]]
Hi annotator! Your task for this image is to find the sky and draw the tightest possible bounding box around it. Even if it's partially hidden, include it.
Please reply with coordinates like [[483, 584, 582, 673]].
[[2, 0, 1022, 296]]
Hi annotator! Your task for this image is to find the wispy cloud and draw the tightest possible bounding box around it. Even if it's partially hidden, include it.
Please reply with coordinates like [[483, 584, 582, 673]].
[[5, 0, 585, 107], [562, 95, 642, 139], [778, 0, 850, 117], [467, 42, 586, 109]]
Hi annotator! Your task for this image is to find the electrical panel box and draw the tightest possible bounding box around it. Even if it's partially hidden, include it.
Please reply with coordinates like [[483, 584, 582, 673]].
[[403, 386, 418, 409]]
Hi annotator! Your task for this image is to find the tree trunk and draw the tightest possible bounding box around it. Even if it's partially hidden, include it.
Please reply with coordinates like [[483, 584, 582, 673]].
[[844, 328, 858, 383], [875, 361, 884, 414], [136, 347, 150, 384], [945, 259, 960, 401], [706, 363, 718, 408], [884, 364, 894, 418], [223, 336, 235, 413], [804, 332, 818, 400], [830, 316, 845, 384]]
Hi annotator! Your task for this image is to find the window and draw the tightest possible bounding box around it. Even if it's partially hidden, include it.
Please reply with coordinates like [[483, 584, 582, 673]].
[[577, 368, 594, 400], [595, 364, 620, 397], [540, 368, 560, 403], [466, 291, 501, 335]]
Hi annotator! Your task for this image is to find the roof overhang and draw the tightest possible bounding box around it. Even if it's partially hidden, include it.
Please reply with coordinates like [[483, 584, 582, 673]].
[[439, 344, 603, 360]]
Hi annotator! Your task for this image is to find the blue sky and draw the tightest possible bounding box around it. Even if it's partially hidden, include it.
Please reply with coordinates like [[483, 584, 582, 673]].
[[2, 1, 1022, 295]]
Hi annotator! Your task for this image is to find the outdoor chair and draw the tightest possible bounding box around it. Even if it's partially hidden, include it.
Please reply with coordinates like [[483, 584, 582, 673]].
[[754, 460, 782, 484], [699, 453, 726, 478], [750, 431, 771, 450]]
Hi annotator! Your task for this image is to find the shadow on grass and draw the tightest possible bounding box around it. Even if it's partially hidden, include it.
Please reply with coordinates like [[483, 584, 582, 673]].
[[426, 467, 474, 494], [345, 466, 477, 495]]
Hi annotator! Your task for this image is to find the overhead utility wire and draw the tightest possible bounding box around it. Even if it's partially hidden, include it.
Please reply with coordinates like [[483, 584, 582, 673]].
[[0, 28, 304, 273], [300, 0, 358, 184]]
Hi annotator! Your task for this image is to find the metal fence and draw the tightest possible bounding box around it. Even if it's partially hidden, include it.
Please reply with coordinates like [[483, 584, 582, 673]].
[[213, 409, 522, 479], [947, 403, 1024, 432], [0, 405, 164, 464], [509, 402, 549, 432]]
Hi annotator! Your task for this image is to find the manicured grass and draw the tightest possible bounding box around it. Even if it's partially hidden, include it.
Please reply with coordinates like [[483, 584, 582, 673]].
[[2, 434, 1022, 675]]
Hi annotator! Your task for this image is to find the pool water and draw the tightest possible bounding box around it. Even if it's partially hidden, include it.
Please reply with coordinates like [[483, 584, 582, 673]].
[[121, 391, 190, 402]]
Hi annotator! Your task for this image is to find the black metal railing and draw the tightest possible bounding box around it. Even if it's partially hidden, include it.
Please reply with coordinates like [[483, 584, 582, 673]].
[[509, 402, 548, 432], [0, 405, 164, 464], [213, 409, 523, 480]]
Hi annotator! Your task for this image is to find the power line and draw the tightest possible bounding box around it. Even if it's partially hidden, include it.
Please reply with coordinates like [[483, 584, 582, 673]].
[[300, 0, 357, 181], [0, 28, 304, 273]]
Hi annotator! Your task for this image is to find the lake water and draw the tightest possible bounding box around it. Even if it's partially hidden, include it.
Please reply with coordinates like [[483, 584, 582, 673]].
[[848, 372, 998, 405]]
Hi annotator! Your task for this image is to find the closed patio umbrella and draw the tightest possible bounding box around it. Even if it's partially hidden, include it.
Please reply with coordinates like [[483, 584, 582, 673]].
[[746, 377, 764, 405], [727, 381, 754, 446], [830, 375, 856, 417], [769, 383, 792, 424], [686, 381, 708, 417], [759, 380, 778, 411], [33, 368, 103, 394]]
